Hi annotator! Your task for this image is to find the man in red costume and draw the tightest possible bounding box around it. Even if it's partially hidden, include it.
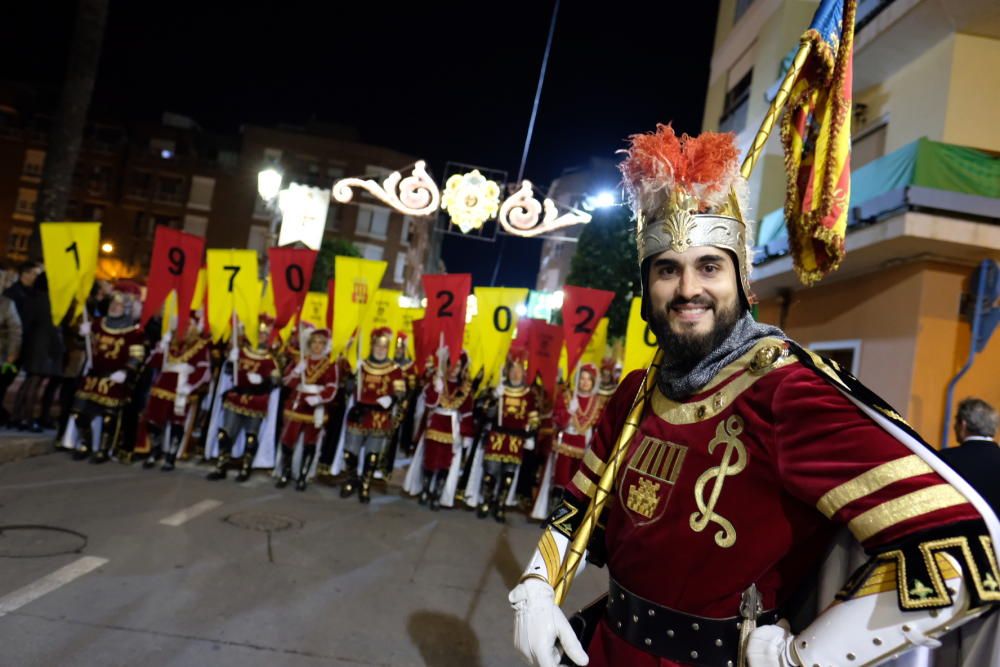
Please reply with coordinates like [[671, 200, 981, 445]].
[[69, 281, 147, 463], [340, 327, 405, 503], [509, 125, 1000, 667], [277, 327, 337, 491], [207, 317, 280, 482], [143, 312, 211, 471]]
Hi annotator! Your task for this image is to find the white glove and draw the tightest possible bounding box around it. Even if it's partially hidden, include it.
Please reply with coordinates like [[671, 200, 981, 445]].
[[160, 330, 172, 348], [247, 372, 262, 385], [300, 383, 321, 395], [293, 361, 306, 375], [375, 395, 393, 409], [305, 395, 322, 407], [433, 376, 443, 394], [109, 370, 127, 384], [176, 381, 191, 397], [462, 436, 473, 450], [79, 320, 92, 336], [228, 347, 239, 363], [509, 578, 588, 667], [524, 437, 535, 451], [568, 397, 580, 414], [746, 622, 798, 667]]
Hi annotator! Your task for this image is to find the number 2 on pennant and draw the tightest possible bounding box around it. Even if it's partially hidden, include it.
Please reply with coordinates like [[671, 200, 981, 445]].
[[573, 305, 595, 334], [436, 290, 455, 318], [224, 265, 240, 292], [65, 241, 80, 270]]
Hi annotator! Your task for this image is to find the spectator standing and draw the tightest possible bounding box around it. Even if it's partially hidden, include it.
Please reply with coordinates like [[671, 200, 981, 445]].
[[938, 396, 1000, 515], [10, 272, 64, 431], [0, 288, 22, 425]]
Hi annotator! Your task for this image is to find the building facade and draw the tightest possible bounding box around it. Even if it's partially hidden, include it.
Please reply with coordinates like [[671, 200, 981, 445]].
[[701, 0, 1000, 445]]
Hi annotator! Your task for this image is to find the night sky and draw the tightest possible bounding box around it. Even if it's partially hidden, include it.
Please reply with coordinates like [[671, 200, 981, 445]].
[[3, 1, 718, 288]]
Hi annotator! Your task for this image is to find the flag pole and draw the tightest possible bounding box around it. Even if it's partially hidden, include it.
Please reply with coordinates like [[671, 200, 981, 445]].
[[553, 38, 815, 610]]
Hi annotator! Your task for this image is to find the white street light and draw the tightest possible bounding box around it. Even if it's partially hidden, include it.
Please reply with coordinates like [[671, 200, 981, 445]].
[[257, 167, 283, 202], [583, 190, 617, 211], [551, 289, 565, 309]]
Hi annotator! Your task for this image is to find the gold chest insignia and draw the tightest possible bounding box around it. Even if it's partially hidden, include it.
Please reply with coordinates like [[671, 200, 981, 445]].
[[618, 436, 688, 527], [690, 415, 747, 548]]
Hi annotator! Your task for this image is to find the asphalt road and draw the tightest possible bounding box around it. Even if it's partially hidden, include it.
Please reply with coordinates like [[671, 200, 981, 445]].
[[0, 449, 606, 667]]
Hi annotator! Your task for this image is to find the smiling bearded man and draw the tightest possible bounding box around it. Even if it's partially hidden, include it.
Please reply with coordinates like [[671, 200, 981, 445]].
[[507, 124, 1000, 667]]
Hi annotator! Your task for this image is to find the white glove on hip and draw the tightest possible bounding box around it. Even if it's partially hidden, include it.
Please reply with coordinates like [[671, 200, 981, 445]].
[[247, 372, 262, 385], [79, 320, 92, 336], [509, 578, 589, 667], [305, 395, 322, 407], [524, 437, 535, 451], [746, 621, 798, 667], [228, 347, 239, 363], [109, 370, 127, 384], [375, 395, 393, 409]]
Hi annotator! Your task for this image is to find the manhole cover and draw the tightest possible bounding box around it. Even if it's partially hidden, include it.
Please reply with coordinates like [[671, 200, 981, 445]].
[[0, 525, 88, 558], [223, 511, 302, 533]]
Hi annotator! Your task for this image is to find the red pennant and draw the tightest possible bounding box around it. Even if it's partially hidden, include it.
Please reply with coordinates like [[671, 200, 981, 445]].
[[422, 273, 471, 370], [325, 279, 335, 331], [268, 247, 318, 331], [140, 226, 205, 336], [561, 285, 615, 374], [411, 318, 429, 370], [528, 320, 563, 396]]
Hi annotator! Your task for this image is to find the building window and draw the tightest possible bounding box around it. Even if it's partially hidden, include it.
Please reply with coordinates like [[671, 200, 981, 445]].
[[247, 225, 269, 256], [326, 204, 340, 232], [187, 175, 215, 211], [7, 226, 32, 256], [401, 216, 415, 247], [327, 164, 345, 182], [22, 149, 45, 181], [127, 170, 153, 198], [356, 242, 384, 261], [393, 251, 407, 284], [82, 204, 104, 221], [183, 214, 208, 236], [719, 70, 752, 134], [15, 188, 37, 217], [155, 175, 185, 204], [851, 121, 888, 170], [808, 339, 861, 376], [151, 137, 176, 159], [263, 147, 282, 165], [355, 205, 390, 240]]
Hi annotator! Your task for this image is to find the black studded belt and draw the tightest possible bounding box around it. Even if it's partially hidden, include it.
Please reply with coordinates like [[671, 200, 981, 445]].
[[605, 578, 781, 667]]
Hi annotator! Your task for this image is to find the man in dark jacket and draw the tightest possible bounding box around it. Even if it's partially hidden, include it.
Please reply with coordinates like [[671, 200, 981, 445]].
[[939, 397, 1000, 514]]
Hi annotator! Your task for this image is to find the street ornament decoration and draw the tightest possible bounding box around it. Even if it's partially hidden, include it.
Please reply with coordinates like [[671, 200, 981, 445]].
[[440, 170, 501, 233], [498, 181, 591, 237], [332, 160, 440, 217]]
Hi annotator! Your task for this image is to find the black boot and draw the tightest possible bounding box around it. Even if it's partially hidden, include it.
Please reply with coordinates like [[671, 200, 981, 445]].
[[477, 473, 496, 519], [296, 447, 316, 492], [417, 469, 433, 505], [276, 445, 294, 488], [89, 415, 115, 464], [235, 434, 259, 482], [161, 429, 181, 471], [493, 472, 515, 523], [339, 451, 359, 498], [143, 425, 163, 469], [72, 413, 91, 460], [206, 430, 232, 480], [359, 451, 378, 504], [161, 451, 177, 472], [429, 471, 447, 512]]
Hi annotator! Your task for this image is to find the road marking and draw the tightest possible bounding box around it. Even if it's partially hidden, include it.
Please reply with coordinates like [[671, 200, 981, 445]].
[[0, 556, 108, 616], [159, 499, 223, 527]]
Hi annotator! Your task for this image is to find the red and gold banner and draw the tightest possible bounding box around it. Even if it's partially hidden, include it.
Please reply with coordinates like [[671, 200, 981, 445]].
[[561, 285, 615, 375], [139, 226, 205, 335], [422, 273, 471, 371], [267, 247, 318, 331]]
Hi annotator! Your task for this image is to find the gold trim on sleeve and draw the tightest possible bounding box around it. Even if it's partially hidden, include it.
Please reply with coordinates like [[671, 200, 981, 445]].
[[539, 531, 561, 585], [572, 470, 596, 499], [817, 455, 934, 518], [847, 484, 969, 543], [583, 448, 606, 476]]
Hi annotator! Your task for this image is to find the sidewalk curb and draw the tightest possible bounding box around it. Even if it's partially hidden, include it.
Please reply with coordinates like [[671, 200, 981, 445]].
[[0, 435, 57, 466]]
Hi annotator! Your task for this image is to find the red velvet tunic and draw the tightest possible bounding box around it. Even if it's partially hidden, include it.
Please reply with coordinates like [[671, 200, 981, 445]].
[[485, 385, 539, 465], [552, 390, 608, 487], [75, 319, 146, 408], [146, 335, 211, 426], [566, 339, 982, 667], [346, 359, 405, 437], [222, 347, 279, 418], [280, 355, 338, 445], [421, 378, 474, 471]]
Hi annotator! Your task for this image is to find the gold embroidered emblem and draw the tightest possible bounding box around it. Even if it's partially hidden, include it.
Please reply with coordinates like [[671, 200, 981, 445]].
[[662, 209, 698, 253], [690, 415, 747, 548], [627, 478, 661, 518], [618, 436, 687, 526], [909, 579, 934, 600], [985, 572, 999, 592]]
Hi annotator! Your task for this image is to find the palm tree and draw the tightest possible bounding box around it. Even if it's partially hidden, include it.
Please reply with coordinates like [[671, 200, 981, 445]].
[[32, 0, 110, 256]]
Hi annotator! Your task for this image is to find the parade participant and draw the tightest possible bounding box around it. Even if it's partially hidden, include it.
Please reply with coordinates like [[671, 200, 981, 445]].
[[340, 327, 405, 503], [68, 281, 146, 463], [384, 330, 420, 470], [475, 348, 538, 522], [404, 348, 474, 510], [276, 327, 337, 491], [508, 125, 999, 667], [597, 357, 618, 396], [143, 312, 211, 471], [207, 316, 280, 482]]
